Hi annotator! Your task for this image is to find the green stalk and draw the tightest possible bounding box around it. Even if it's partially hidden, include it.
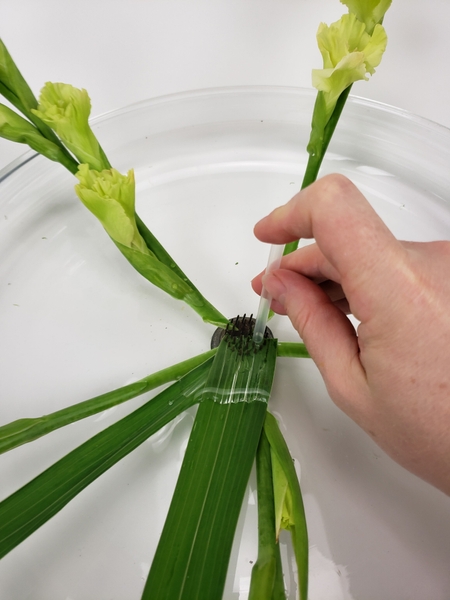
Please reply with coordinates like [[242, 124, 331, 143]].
[[249, 430, 286, 600], [0, 349, 216, 455], [277, 342, 310, 359], [0, 101, 80, 174], [264, 412, 308, 600], [143, 323, 278, 599], [3, 93, 79, 171], [0, 39, 79, 170], [272, 532, 286, 600], [0, 40, 226, 325], [284, 86, 352, 255], [136, 214, 228, 327], [0, 357, 213, 559]]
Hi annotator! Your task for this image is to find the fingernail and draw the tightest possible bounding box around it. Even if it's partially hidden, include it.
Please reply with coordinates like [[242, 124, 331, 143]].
[[262, 272, 286, 306]]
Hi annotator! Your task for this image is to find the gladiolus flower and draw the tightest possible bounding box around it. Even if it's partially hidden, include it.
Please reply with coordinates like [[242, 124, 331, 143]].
[[312, 13, 387, 120], [75, 164, 149, 254], [32, 82, 108, 171], [340, 0, 392, 35]]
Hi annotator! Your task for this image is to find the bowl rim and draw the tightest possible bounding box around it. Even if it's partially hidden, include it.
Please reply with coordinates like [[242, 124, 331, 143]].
[[2, 85, 449, 182]]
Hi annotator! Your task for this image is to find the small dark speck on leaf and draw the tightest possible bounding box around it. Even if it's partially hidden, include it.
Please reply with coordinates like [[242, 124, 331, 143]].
[[235, 262, 239, 265], [13, 303, 19, 307], [42, 237, 47, 240], [249, 560, 253, 564]]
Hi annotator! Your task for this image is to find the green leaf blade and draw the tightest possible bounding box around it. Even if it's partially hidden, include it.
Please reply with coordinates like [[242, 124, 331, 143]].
[[143, 332, 278, 600], [146, 400, 267, 600], [0, 349, 216, 455], [0, 358, 213, 559]]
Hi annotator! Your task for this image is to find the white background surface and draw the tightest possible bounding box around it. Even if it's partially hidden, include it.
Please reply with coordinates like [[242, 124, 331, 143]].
[[2, 3, 450, 599], [2, 87, 450, 600], [1, 0, 450, 172]]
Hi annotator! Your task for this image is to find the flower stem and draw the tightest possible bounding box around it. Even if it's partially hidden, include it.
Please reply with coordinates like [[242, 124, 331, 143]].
[[136, 214, 228, 327], [284, 85, 353, 255], [277, 342, 310, 359], [0, 349, 216, 455]]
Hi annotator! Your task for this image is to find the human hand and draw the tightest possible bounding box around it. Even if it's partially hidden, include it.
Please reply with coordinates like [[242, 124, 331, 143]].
[[252, 174, 450, 494]]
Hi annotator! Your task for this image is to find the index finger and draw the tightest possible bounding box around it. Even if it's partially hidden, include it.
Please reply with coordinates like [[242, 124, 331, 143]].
[[254, 174, 404, 308]]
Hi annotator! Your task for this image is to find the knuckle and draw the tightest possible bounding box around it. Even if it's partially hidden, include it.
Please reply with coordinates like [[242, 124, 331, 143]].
[[317, 173, 355, 201]]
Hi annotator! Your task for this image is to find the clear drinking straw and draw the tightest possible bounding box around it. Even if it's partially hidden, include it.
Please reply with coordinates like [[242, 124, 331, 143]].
[[253, 244, 284, 345]]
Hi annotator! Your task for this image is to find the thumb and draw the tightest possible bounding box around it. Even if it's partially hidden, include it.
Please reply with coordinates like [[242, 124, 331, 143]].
[[264, 269, 368, 406]]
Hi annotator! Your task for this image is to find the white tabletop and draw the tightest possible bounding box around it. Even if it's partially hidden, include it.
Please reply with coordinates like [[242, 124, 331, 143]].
[[1, 0, 450, 173], [2, 4, 450, 599]]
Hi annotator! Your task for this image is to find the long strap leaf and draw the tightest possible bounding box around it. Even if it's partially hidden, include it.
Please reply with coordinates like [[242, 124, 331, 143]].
[[0, 349, 216, 455], [0, 357, 213, 559], [143, 326, 278, 600], [264, 412, 309, 600], [249, 429, 287, 600], [277, 342, 309, 359]]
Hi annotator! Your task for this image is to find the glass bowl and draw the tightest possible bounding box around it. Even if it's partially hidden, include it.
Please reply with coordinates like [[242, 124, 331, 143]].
[[1, 87, 450, 600]]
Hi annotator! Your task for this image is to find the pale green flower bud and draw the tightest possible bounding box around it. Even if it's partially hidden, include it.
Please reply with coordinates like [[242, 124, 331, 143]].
[[75, 164, 149, 254], [0, 103, 77, 171], [271, 447, 291, 538], [340, 0, 392, 35], [312, 13, 387, 119], [75, 164, 197, 302], [32, 82, 108, 171], [0, 38, 37, 113], [0, 103, 44, 144]]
